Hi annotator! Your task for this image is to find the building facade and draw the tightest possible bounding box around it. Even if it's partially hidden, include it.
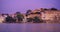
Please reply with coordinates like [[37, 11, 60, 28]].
[[27, 8, 60, 23]]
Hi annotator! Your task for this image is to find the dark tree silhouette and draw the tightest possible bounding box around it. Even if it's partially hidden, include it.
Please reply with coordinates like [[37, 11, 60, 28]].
[[50, 8, 58, 10], [26, 10, 32, 16], [27, 18, 34, 22], [33, 16, 43, 23], [15, 12, 24, 23], [44, 8, 48, 10], [5, 14, 14, 23]]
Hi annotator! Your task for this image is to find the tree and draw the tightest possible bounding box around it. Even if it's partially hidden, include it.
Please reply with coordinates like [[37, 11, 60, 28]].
[[33, 16, 43, 23], [26, 9, 32, 16], [15, 12, 24, 23], [44, 8, 48, 10], [5, 14, 14, 23], [50, 8, 58, 10], [27, 18, 34, 23]]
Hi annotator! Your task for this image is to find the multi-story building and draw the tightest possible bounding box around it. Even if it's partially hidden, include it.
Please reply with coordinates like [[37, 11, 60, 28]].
[[26, 8, 60, 23]]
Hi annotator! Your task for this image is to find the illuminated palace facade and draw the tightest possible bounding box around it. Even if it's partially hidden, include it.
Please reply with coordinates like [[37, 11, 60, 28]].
[[27, 8, 60, 23], [0, 8, 60, 23]]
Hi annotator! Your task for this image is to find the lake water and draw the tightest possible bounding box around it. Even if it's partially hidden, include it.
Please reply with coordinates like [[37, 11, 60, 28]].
[[0, 23, 60, 32]]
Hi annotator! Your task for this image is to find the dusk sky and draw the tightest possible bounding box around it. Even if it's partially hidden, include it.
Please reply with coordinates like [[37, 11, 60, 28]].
[[0, 0, 60, 14]]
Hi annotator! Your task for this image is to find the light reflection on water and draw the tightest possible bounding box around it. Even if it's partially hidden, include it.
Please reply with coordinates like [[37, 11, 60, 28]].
[[0, 23, 60, 32]]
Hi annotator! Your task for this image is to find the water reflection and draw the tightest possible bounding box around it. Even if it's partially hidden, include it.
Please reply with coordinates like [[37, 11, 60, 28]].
[[0, 23, 60, 32]]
